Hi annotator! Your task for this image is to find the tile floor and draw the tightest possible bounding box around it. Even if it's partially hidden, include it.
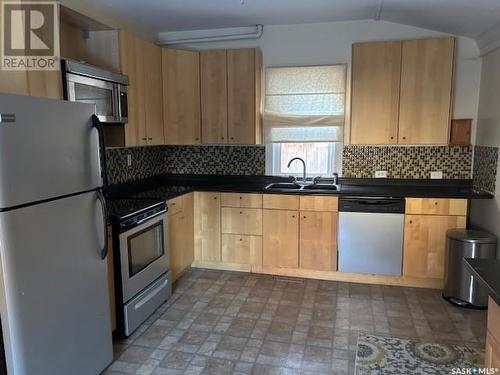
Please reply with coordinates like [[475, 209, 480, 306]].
[[105, 269, 487, 375]]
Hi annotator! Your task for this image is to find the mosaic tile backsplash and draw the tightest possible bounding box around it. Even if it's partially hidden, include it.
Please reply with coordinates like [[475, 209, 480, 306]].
[[341, 145, 472, 179], [472, 146, 499, 193], [106, 145, 266, 185]]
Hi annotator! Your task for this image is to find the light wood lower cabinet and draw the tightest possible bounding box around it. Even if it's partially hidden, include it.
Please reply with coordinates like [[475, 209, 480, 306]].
[[221, 207, 263, 236], [263, 209, 299, 268], [222, 234, 262, 265], [486, 297, 500, 368], [194, 192, 221, 262], [403, 214, 466, 279], [168, 194, 194, 282], [299, 211, 338, 272]]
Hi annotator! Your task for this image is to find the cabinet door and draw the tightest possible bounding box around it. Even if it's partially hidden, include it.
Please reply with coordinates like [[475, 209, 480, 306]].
[[162, 49, 201, 144], [350, 41, 401, 144], [221, 193, 262, 208], [201, 50, 228, 144], [403, 214, 466, 279], [263, 209, 299, 268], [194, 192, 221, 262], [398, 37, 455, 144], [486, 332, 500, 369], [222, 234, 262, 266], [221, 207, 263, 235], [227, 48, 259, 144], [143, 41, 165, 145], [300, 211, 338, 272], [119, 31, 147, 146], [169, 194, 194, 282]]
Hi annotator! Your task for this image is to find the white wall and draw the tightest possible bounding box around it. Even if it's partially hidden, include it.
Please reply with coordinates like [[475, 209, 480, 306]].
[[470, 48, 500, 255], [174, 20, 482, 143]]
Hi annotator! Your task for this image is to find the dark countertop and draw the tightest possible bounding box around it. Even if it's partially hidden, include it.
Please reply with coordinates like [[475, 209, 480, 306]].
[[464, 258, 500, 306], [106, 174, 493, 202]]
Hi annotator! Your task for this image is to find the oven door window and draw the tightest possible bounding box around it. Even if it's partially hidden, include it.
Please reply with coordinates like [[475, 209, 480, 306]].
[[127, 222, 165, 277], [74, 82, 114, 118]]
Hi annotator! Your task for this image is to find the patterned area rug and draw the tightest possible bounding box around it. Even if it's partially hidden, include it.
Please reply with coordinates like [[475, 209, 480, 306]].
[[355, 333, 484, 375]]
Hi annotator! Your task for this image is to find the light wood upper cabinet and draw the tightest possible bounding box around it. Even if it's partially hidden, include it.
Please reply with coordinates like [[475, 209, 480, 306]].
[[0, 68, 62, 99], [350, 37, 455, 145], [300, 211, 338, 272], [194, 192, 221, 262], [119, 31, 163, 146], [398, 37, 455, 144], [350, 41, 401, 144], [263, 209, 299, 268], [162, 49, 201, 144], [403, 214, 466, 279], [227, 48, 262, 144], [201, 50, 228, 144], [143, 42, 165, 145], [168, 193, 194, 282]]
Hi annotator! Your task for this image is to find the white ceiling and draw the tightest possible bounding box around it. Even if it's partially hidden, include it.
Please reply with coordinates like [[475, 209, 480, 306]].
[[90, 0, 500, 39]]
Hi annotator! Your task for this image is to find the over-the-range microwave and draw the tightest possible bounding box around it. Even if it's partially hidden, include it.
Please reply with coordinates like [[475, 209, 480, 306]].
[[62, 59, 129, 124]]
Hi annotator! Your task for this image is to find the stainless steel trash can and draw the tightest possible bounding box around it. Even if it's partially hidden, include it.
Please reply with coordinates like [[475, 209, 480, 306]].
[[443, 229, 497, 308]]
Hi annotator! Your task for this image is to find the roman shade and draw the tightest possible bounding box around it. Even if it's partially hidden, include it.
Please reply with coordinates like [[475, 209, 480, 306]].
[[263, 65, 346, 143]]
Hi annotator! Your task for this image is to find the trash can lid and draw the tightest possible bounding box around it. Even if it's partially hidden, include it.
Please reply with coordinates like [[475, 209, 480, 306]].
[[446, 229, 497, 244]]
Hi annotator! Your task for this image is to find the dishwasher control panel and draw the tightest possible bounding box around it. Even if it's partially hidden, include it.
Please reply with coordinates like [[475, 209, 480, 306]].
[[339, 197, 405, 214]]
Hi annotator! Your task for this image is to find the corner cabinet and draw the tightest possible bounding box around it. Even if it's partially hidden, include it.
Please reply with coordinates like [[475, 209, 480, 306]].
[[350, 37, 455, 145], [200, 48, 262, 145], [162, 49, 201, 144], [119, 31, 164, 146]]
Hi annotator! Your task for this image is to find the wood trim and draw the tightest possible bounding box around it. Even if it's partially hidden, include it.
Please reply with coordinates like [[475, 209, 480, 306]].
[[192, 261, 251, 272], [251, 265, 444, 289]]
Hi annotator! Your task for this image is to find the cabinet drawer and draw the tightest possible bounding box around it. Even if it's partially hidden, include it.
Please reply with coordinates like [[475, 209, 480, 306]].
[[221, 193, 262, 208], [299, 196, 338, 212], [263, 194, 300, 210], [488, 297, 500, 341], [222, 234, 262, 265], [405, 198, 467, 215], [221, 207, 263, 235], [168, 195, 184, 215]]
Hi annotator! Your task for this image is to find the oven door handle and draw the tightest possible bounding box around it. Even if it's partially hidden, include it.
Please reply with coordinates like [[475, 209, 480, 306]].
[[134, 209, 167, 227], [97, 190, 108, 260]]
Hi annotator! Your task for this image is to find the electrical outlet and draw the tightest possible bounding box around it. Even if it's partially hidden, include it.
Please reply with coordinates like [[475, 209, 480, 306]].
[[430, 171, 443, 179], [126, 154, 132, 167], [375, 170, 388, 178]]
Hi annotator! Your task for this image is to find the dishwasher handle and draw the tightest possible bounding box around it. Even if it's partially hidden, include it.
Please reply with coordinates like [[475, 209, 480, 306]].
[[339, 197, 405, 214]]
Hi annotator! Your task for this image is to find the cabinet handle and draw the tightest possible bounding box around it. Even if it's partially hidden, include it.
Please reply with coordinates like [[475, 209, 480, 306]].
[[434, 202, 438, 206], [171, 202, 176, 206], [141, 137, 147, 140], [230, 137, 234, 140], [221, 136, 225, 140], [195, 137, 200, 141], [239, 196, 243, 200], [239, 211, 243, 214], [409, 220, 413, 224], [303, 215, 306, 219], [213, 197, 217, 200], [239, 238, 243, 242], [402, 136, 406, 140], [292, 215, 296, 218], [148, 137, 153, 140], [390, 136, 394, 140]]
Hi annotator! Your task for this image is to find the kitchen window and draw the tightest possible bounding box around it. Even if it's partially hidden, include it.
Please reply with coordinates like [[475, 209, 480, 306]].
[[264, 65, 346, 177]]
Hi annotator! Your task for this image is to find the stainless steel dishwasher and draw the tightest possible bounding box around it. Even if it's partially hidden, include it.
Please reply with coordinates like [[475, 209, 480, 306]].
[[338, 197, 405, 276]]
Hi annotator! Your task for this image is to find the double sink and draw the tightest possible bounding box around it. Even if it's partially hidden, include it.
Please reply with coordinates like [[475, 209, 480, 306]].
[[265, 182, 340, 192]]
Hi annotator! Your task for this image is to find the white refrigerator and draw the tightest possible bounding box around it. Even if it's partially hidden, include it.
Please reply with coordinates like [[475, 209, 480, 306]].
[[0, 94, 113, 374]]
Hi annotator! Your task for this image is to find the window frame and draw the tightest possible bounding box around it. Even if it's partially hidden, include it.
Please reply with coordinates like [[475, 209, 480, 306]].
[[269, 142, 341, 178]]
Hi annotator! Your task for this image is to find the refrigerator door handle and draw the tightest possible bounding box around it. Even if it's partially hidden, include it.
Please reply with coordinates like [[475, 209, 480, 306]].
[[97, 190, 108, 259], [91, 115, 108, 189]]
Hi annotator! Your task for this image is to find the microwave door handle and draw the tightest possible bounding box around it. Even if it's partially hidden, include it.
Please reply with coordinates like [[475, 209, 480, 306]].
[[113, 83, 120, 122], [96, 190, 108, 260]]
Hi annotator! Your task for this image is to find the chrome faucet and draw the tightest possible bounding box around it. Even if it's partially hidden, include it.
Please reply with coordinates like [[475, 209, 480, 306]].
[[287, 157, 306, 183]]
